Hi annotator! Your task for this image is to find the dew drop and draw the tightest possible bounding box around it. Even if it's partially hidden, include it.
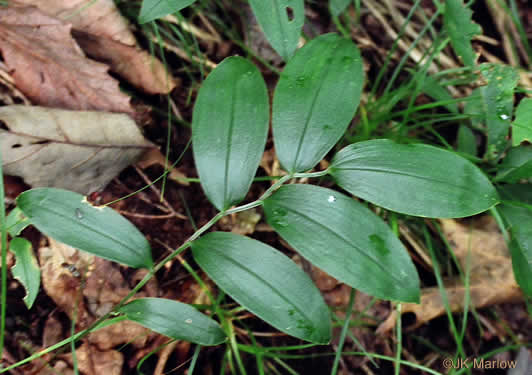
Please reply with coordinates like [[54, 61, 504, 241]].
[[185, 319, 193, 324], [75, 208, 83, 219], [499, 114, 510, 120], [328, 195, 336, 203]]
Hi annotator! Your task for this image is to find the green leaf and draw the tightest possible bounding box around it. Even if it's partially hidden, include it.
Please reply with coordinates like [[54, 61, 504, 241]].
[[118, 298, 226, 346], [16, 188, 153, 269], [273, 33, 364, 173], [248, 0, 304, 61], [6, 207, 30, 237], [478, 63, 519, 159], [138, 0, 196, 23], [263, 184, 420, 303], [444, 0, 481, 66], [513, 98, 532, 146], [192, 57, 269, 211], [329, 0, 351, 17], [498, 203, 532, 297], [10, 237, 40, 309], [457, 125, 477, 156], [495, 146, 532, 183], [329, 139, 499, 218], [498, 183, 532, 204], [418, 74, 458, 113], [191, 232, 331, 344]]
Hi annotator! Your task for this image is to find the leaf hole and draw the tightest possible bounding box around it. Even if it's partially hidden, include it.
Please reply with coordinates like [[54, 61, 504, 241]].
[[30, 140, 50, 145], [0, 120, 7, 130], [11, 143, 22, 149], [286, 6, 295, 21]]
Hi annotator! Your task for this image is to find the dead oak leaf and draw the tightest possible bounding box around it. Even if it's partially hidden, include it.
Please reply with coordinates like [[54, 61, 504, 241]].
[[377, 217, 522, 333], [0, 105, 154, 194], [15, 0, 176, 94], [0, 6, 133, 113]]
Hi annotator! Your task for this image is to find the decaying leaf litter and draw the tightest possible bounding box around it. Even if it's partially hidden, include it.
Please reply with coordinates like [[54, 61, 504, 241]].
[[1, 0, 531, 374]]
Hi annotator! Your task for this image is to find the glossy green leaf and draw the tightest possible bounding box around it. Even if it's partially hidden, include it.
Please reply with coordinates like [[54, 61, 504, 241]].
[[273, 33, 364, 173], [264, 184, 420, 303], [192, 57, 269, 211], [16, 188, 153, 269], [498, 203, 532, 297], [513, 98, 532, 146], [118, 298, 226, 346], [495, 146, 532, 183], [138, 0, 196, 23], [329, 0, 351, 17], [329, 139, 499, 218], [248, 0, 304, 60], [479, 64, 519, 159], [10, 237, 40, 309], [6, 207, 30, 237], [456, 125, 477, 156], [444, 0, 481, 66], [191, 232, 331, 344]]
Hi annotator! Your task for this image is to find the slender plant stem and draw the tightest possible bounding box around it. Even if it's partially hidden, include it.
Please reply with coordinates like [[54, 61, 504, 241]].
[[0, 144, 7, 361], [1, 169, 330, 372], [394, 303, 402, 375]]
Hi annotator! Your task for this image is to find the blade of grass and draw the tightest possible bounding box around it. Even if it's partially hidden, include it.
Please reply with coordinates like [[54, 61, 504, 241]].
[[331, 288, 355, 375]]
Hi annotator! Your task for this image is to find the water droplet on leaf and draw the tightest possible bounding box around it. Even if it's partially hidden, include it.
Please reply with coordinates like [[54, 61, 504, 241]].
[[328, 195, 336, 203], [75, 208, 83, 219]]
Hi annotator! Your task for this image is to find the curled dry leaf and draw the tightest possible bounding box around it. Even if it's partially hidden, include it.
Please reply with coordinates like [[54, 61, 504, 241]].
[[0, 6, 133, 113], [38, 238, 152, 350], [0, 105, 154, 195], [15, 0, 176, 94], [378, 217, 522, 333]]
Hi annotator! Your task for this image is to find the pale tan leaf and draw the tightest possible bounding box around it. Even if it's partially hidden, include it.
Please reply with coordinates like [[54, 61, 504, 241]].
[[0, 105, 154, 194], [14, 0, 135, 45], [73, 31, 176, 95], [377, 217, 522, 333], [0, 6, 133, 113], [14, 1, 176, 94], [136, 148, 189, 186]]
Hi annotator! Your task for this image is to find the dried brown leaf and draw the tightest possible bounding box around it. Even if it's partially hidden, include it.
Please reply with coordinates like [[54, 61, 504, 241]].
[[0, 6, 133, 113], [378, 217, 522, 333], [61, 342, 123, 375], [137, 148, 189, 186], [73, 31, 176, 95], [38, 238, 152, 350], [0, 105, 154, 194], [15, 0, 176, 94]]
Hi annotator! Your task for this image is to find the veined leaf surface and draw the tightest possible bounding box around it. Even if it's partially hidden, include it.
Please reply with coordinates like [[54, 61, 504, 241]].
[[192, 57, 269, 211], [16, 188, 153, 269], [248, 0, 304, 60], [273, 33, 364, 173], [329, 139, 499, 218], [118, 298, 226, 346], [264, 184, 420, 303], [192, 232, 331, 344], [139, 0, 196, 23]]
